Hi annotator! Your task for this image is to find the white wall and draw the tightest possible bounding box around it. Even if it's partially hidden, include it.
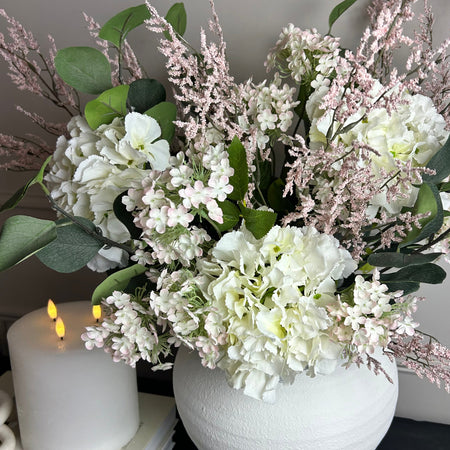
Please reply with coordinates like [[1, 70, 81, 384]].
[[0, 0, 449, 423]]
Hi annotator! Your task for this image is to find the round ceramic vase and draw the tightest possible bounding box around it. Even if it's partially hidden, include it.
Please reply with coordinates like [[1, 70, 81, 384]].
[[173, 347, 398, 450]]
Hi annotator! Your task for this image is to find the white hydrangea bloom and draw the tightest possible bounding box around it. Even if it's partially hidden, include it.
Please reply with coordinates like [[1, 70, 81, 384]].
[[46, 113, 171, 271]]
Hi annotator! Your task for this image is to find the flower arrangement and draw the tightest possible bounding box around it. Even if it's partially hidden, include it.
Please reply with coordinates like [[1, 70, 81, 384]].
[[0, 0, 450, 402]]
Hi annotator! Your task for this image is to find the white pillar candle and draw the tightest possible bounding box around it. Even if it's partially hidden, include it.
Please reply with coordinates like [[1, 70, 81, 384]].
[[7, 301, 140, 450]]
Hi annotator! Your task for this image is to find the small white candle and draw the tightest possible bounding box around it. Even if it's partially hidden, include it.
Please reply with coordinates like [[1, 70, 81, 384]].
[[7, 301, 140, 450]]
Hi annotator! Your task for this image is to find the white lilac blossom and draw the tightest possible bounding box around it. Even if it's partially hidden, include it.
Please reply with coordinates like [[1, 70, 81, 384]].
[[45, 113, 170, 271]]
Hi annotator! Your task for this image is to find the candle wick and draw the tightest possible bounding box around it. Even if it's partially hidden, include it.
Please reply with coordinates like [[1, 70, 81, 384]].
[[96, 319, 99, 323], [53, 318, 56, 322], [60, 337, 64, 341]]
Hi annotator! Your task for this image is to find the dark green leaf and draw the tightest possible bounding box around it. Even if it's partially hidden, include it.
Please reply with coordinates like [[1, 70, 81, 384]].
[[267, 179, 293, 212], [368, 252, 442, 268], [113, 192, 142, 240], [383, 281, 420, 295], [55, 47, 112, 94], [0, 155, 52, 212], [241, 207, 277, 239], [164, 3, 187, 39], [380, 263, 446, 285], [422, 135, 450, 183], [215, 200, 240, 232], [127, 79, 166, 114], [92, 264, 147, 305], [36, 218, 103, 273], [400, 182, 443, 247], [328, 0, 358, 34], [0, 216, 56, 271], [85, 85, 129, 130], [227, 137, 249, 202], [99, 4, 151, 48], [145, 101, 177, 142]]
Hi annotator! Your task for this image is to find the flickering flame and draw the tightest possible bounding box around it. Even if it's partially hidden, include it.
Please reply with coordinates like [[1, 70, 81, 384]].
[[55, 317, 65, 340], [47, 299, 57, 321], [92, 305, 102, 322]]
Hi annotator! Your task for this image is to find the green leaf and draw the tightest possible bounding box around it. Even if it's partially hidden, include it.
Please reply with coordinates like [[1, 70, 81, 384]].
[[267, 179, 293, 212], [84, 85, 129, 130], [36, 218, 103, 273], [99, 4, 151, 48], [54, 47, 112, 94], [113, 192, 142, 240], [368, 252, 442, 268], [0, 155, 52, 212], [400, 182, 443, 247], [380, 263, 446, 286], [92, 264, 147, 305], [328, 0, 358, 34], [241, 207, 277, 239], [0, 216, 57, 271], [383, 281, 420, 295], [164, 3, 187, 39], [215, 200, 240, 232], [145, 101, 177, 142], [227, 137, 249, 202], [422, 135, 450, 184], [127, 79, 166, 114]]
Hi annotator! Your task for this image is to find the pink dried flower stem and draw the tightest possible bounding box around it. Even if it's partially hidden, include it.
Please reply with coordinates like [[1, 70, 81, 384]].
[[390, 331, 450, 392]]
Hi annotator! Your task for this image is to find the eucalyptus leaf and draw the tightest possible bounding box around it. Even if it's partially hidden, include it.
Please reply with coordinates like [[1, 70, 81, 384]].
[[55, 47, 112, 94], [0, 155, 52, 212], [400, 182, 443, 248], [92, 264, 147, 305], [36, 218, 103, 273], [380, 263, 446, 285], [227, 137, 249, 202], [99, 4, 151, 48], [422, 135, 450, 184], [0, 216, 56, 271], [328, 0, 358, 34], [164, 3, 187, 40], [241, 207, 277, 239], [128, 79, 166, 114], [383, 281, 420, 295], [215, 200, 240, 232], [368, 252, 442, 268], [85, 85, 130, 130]]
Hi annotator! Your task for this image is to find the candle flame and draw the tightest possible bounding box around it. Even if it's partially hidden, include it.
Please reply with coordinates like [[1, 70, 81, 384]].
[[47, 299, 57, 321], [92, 305, 102, 321], [55, 317, 65, 340]]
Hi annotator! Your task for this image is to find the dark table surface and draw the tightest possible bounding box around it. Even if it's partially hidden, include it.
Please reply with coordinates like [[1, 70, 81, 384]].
[[2, 356, 450, 449]]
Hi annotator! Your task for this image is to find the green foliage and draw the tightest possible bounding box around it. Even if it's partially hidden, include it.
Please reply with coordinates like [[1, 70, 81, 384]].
[[380, 263, 446, 294], [127, 79, 166, 114], [368, 252, 442, 268], [92, 264, 148, 305], [227, 137, 249, 202], [113, 193, 142, 240], [0, 216, 56, 271], [328, 0, 358, 35], [145, 101, 177, 142], [215, 200, 240, 232], [0, 156, 52, 212], [241, 207, 277, 239], [422, 135, 450, 184], [267, 179, 293, 212], [99, 4, 151, 48], [164, 3, 187, 40], [84, 85, 130, 130], [36, 218, 103, 273], [400, 182, 443, 247], [55, 47, 112, 94]]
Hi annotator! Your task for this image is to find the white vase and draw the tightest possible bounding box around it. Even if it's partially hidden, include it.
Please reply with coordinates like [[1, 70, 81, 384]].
[[173, 346, 398, 450]]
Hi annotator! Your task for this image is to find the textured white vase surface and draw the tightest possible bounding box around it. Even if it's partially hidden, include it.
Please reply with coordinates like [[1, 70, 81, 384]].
[[173, 347, 398, 450]]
